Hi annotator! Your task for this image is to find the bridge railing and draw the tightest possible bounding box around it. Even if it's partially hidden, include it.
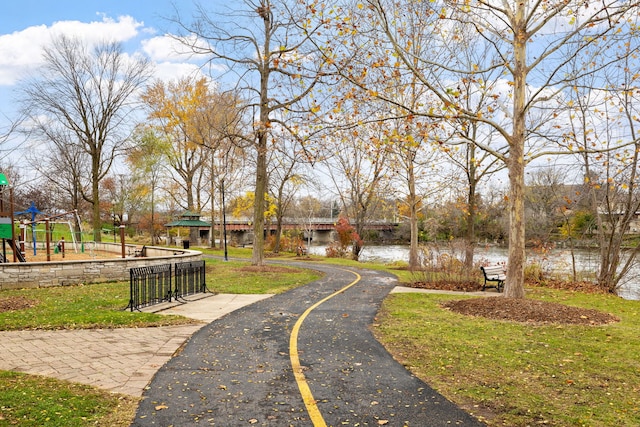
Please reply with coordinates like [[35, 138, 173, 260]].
[[218, 218, 398, 234]]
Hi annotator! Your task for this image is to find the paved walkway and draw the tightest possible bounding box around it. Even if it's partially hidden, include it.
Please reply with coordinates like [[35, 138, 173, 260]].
[[0, 288, 495, 397], [0, 294, 272, 396], [131, 269, 487, 426]]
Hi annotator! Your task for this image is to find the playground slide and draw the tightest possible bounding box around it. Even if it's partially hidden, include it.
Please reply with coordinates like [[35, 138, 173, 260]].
[[6, 239, 26, 262]]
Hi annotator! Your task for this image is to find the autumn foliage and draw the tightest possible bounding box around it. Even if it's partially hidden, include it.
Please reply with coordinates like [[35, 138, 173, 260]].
[[325, 216, 363, 259]]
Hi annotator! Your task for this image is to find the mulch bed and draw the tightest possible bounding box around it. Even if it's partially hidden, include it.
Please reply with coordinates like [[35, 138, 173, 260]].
[[404, 279, 620, 325], [440, 297, 619, 326], [0, 296, 39, 313], [410, 281, 484, 292]]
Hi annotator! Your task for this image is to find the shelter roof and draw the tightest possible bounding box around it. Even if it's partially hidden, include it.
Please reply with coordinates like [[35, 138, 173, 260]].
[[180, 210, 202, 218], [165, 210, 210, 227], [165, 219, 211, 227]]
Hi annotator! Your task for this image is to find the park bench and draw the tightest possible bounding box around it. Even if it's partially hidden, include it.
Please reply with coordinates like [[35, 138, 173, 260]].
[[296, 245, 307, 256], [480, 265, 506, 292], [128, 245, 146, 257]]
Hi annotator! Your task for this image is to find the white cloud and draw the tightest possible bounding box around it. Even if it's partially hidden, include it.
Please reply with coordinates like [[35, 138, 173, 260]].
[[142, 34, 227, 81], [152, 61, 207, 82], [48, 14, 142, 43], [0, 15, 143, 86], [141, 34, 215, 62], [142, 35, 194, 62], [0, 14, 227, 124]]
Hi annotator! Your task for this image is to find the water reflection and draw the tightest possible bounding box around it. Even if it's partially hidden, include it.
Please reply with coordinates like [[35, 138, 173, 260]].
[[307, 244, 639, 300]]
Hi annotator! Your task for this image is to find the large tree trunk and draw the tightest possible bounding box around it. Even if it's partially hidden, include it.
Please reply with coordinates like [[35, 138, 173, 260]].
[[407, 163, 420, 270], [464, 150, 477, 271], [505, 153, 526, 298], [92, 159, 102, 243], [504, 3, 527, 299], [252, 130, 267, 266], [251, 8, 271, 267]]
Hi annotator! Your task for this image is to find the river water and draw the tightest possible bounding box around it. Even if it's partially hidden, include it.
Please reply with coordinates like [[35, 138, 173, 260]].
[[307, 244, 640, 300]]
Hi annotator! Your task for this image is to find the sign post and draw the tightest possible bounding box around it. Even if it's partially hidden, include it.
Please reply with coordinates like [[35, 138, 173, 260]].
[[0, 173, 16, 262]]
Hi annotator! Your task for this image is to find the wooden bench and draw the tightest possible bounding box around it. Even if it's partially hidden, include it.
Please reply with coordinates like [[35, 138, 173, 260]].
[[480, 265, 506, 292], [128, 245, 146, 258]]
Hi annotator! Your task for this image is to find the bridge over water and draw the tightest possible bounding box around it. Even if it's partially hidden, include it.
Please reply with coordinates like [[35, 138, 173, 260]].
[[216, 218, 397, 245]]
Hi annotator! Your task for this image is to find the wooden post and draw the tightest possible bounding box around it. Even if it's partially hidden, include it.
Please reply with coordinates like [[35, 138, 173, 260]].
[[120, 225, 126, 258], [45, 218, 51, 262]]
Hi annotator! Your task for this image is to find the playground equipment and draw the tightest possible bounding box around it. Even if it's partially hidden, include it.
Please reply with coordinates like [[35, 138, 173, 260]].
[[0, 172, 127, 263], [0, 173, 19, 262], [15, 201, 44, 256], [19, 209, 83, 262], [4, 184, 85, 263]]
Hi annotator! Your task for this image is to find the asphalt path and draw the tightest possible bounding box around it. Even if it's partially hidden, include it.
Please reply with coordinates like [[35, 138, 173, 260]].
[[131, 263, 484, 426]]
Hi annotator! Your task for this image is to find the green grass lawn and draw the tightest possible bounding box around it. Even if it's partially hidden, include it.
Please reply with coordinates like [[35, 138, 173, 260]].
[[0, 257, 320, 331], [0, 256, 320, 426], [1, 252, 639, 426], [0, 371, 138, 427], [372, 287, 640, 426], [204, 256, 322, 294]]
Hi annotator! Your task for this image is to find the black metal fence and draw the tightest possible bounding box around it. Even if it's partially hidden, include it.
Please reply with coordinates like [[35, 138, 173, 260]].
[[175, 260, 207, 299], [126, 260, 207, 312]]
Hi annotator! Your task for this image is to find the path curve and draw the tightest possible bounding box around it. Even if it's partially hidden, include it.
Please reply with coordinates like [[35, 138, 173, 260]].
[[131, 263, 484, 426]]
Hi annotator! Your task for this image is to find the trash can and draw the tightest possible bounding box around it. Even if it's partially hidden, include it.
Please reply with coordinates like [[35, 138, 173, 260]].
[[182, 240, 190, 249]]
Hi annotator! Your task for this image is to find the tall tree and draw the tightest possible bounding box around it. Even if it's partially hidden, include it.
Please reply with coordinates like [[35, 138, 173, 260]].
[[141, 77, 215, 243], [386, 116, 444, 270], [315, 0, 640, 298], [172, 0, 326, 265], [200, 91, 248, 249], [323, 121, 392, 260], [268, 130, 308, 253], [20, 35, 152, 241], [127, 127, 170, 244], [441, 35, 506, 270], [566, 51, 640, 293]]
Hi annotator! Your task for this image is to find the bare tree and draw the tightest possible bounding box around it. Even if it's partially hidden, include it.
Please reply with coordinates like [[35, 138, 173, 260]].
[[20, 35, 152, 241], [171, 0, 326, 265], [268, 131, 307, 253], [26, 129, 90, 215], [566, 51, 640, 293], [323, 121, 392, 260], [197, 90, 248, 249], [314, 0, 640, 297]]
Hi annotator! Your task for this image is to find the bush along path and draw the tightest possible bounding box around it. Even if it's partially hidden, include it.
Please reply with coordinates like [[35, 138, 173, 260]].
[[131, 263, 485, 426]]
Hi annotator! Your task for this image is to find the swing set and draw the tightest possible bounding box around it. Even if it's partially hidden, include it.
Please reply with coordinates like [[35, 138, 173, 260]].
[[18, 209, 84, 262], [0, 172, 85, 263]]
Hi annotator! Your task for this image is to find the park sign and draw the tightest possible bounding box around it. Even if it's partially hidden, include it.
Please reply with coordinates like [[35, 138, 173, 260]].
[[0, 217, 10, 239], [0, 172, 12, 239]]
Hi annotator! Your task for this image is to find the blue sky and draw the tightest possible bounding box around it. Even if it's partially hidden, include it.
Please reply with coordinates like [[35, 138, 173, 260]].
[[0, 0, 178, 33], [0, 0, 210, 160]]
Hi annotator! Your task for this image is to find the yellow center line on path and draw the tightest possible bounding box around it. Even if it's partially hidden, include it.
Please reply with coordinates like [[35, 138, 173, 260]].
[[289, 269, 361, 427]]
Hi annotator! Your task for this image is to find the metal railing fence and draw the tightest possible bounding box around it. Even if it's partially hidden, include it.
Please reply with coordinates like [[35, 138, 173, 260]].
[[174, 260, 206, 299], [127, 260, 208, 311]]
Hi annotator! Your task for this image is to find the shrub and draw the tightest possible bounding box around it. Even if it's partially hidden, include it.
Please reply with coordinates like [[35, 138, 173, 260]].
[[325, 216, 362, 259]]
